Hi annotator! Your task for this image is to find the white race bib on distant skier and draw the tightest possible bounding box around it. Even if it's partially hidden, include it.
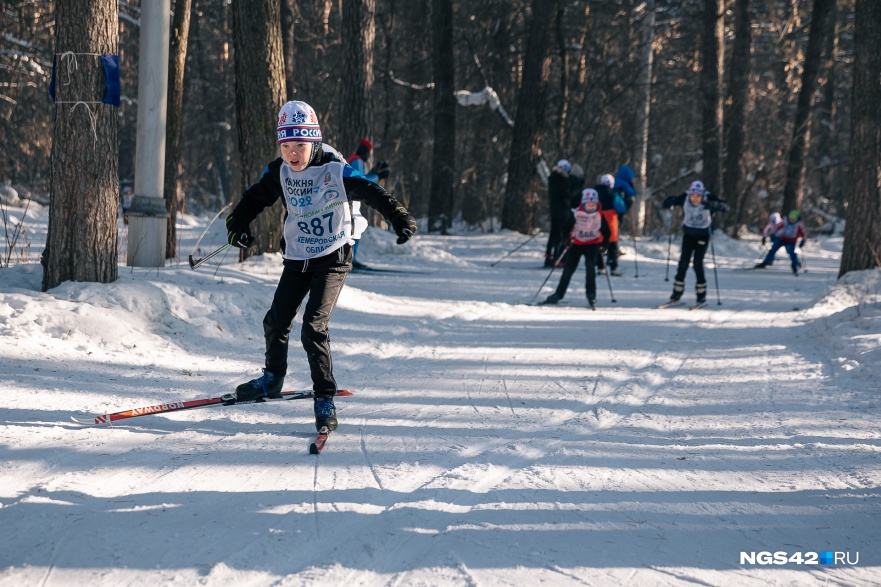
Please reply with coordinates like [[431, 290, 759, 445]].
[[572, 208, 602, 244], [683, 200, 712, 230], [781, 220, 800, 239]]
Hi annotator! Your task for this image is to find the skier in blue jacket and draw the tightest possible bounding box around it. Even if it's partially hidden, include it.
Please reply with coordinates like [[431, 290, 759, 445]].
[[346, 139, 390, 269]]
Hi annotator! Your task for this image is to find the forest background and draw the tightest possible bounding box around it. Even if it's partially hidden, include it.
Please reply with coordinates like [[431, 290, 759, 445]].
[[1, 0, 879, 286]]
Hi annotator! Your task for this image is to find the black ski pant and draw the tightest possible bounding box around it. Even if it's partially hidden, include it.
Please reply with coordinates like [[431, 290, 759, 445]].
[[554, 243, 599, 302], [263, 245, 351, 397], [606, 240, 619, 271], [674, 233, 708, 285], [545, 215, 566, 263]]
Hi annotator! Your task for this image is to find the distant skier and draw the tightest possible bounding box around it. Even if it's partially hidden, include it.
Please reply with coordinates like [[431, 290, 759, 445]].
[[224, 100, 416, 433], [754, 212, 783, 268], [662, 180, 729, 305], [595, 174, 627, 276], [541, 188, 609, 310], [755, 210, 806, 274], [346, 138, 390, 270], [613, 164, 636, 225], [545, 159, 574, 267]]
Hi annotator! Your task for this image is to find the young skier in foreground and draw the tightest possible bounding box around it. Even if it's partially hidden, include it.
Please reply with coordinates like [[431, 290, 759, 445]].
[[224, 100, 417, 438]]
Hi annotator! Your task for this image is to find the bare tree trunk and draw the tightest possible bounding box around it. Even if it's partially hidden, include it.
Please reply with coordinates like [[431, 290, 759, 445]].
[[339, 0, 375, 154], [281, 0, 296, 100], [428, 0, 455, 233], [815, 0, 839, 206], [43, 0, 119, 291], [232, 0, 287, 257], [781, 0, 836, 214], [633, 0, 654, 235], [699, 0, 724, 193], [723, 0, 752, 234], [164, 0, 192, 259], [501, 0, 556, 234], [840, 0, 881, 277], [555, 3, 569, 152]]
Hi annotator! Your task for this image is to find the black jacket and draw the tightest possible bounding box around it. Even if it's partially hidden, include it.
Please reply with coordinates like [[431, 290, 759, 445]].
[[547, 169, 572, 221], [230, 148, 404, 227]]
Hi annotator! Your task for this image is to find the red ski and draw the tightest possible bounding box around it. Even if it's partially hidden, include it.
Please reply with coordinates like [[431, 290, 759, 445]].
[[71, 389, 354, 426], [309, 426, 332, 454]]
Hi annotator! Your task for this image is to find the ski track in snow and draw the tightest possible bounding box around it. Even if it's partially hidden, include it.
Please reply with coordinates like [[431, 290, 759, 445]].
[[0, 215, 879, 586]]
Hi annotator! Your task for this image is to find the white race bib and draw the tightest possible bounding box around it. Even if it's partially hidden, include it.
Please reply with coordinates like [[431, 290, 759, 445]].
[[572, 207, 602, 243], [280, 162, 353, 259], [683, 200, 712, 230]]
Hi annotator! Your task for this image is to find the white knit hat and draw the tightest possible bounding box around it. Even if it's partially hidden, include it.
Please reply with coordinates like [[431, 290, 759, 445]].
[[687, 180, 706, 196], [556, 159, 572, 173], [581, 188, 599, 205], [277, 101, 322, 144]]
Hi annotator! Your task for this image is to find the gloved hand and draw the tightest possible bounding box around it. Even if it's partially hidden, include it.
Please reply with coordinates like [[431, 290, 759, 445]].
[[389, 205, 417, 244], [370, 160, 390, 180], [226, 216, 254, 249], [798, 240, 805, 249], [761, 237, 766, 246]]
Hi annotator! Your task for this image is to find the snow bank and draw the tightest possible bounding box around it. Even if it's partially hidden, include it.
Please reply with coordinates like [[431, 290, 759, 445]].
[[804, 268, 881, 383]]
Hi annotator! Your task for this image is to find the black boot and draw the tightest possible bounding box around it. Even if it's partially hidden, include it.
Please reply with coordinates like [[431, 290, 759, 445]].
[[235, 369, 284, 401], [314, 396, 338, 431], [670, 280, 685, 302], [541, 293, 562, 305], [696, 282, 707, 304]]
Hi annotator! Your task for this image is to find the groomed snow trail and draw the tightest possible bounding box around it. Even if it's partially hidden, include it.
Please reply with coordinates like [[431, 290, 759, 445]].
[[1, 226, 878, 586]]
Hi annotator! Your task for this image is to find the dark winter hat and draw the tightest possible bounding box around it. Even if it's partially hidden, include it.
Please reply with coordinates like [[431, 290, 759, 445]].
[[354, 139, 372, 161], [277, 101, 322, 144]]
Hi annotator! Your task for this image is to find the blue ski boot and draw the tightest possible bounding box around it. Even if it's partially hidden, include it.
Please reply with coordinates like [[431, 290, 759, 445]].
[[314, 396, 338, 431]]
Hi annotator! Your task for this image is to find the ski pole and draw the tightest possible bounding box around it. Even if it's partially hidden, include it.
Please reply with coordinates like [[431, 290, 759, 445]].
[[491, 231, 540, 267], [631, 213, 639, 278], [754, 244, 770, 266], [664, 232, 673, 282], [632, 235, 639, 278], [709, 231, 722, 305], [189, 243, 232, 270], [604, 261, 617, 303], [530, 242, 571, 303]]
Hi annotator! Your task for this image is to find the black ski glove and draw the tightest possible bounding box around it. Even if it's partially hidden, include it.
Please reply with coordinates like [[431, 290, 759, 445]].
[[761, 237, 766, 246], [799, 240, 805, 249], [389, 205, 417, 244], [226, 216, 254, 249], [370, 160, 390, 180]]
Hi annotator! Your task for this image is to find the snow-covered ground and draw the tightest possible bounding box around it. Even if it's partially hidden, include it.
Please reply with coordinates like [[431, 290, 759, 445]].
[[1, 202, 879, 586]]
